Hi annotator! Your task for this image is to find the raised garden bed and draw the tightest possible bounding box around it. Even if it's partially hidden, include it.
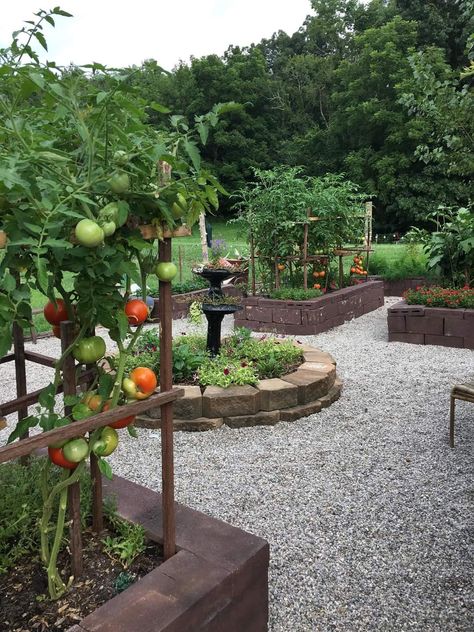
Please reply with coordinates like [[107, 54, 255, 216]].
[[67, 475, 269, 632], [388, 301, 474, 349], [138, 343, 342, 430], [368, 275, 435, 297], [234, 281, 384, 335]]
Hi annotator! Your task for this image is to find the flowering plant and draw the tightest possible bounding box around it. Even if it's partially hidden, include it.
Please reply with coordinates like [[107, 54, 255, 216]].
[[404, 286, 474, 309]]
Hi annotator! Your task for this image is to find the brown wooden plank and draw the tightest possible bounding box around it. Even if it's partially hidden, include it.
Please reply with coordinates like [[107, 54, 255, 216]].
[[0, 388, 183, 463], [159, 237, 176, 560], [0, 353, 15, 365], [0, 368, 96, 417], [24, 350, 56, 368]]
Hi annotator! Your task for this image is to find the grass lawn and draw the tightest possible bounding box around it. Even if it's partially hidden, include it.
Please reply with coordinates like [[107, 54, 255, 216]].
[[26, 220, 403, 333]]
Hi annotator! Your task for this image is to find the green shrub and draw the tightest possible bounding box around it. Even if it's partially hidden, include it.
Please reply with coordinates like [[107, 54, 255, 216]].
[[369, 244, 428, 280], [0, 459, 92, 574], [171, 277, 208, 295], [269, 288, 323, 301], [198, 355, 259, 387]]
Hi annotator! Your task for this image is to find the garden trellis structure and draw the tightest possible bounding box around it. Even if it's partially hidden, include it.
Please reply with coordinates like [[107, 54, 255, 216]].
[[249, 201, 373, 294], [0, 234, 183, 576]]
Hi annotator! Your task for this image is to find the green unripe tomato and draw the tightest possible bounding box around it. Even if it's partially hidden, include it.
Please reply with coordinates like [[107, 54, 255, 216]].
[[109, 172, 130, 194], [155, 261, 178, 282], [113, 150, 129, 166], [75, 219, 104, 247], [62, 438, 89, 463], [73, 336, 107, 364], [102, 221, 116, 237], [171, 192, 188, 219], [91, 426, 118, 457]]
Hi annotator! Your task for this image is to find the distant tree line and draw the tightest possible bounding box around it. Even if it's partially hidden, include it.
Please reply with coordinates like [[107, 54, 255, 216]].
[[128, 0, 473, 232]]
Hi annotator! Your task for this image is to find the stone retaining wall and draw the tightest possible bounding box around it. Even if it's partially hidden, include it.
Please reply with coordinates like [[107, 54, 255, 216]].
[[388, 300, 474, 349], [137, 345, 342, 431], [367, 276, 435, 297], [233, 281, 384, 335]]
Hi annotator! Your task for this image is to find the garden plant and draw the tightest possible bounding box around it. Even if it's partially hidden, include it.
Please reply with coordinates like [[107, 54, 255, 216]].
[[0, 8, 226, 604]]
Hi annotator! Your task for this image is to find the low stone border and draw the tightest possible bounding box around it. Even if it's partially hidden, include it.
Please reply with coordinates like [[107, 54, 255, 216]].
[[68, 476, 269, 631], [388, 300, 474, 349], [137, 344, 342, 431], [234, 281, 384, 335]]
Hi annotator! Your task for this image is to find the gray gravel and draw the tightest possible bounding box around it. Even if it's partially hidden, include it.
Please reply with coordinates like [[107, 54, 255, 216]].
[[1, 300, 473, 631]]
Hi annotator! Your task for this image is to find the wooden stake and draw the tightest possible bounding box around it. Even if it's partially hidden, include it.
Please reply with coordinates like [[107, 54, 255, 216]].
[[303, 222, 309, 291], [61, 320, 83, 578], [250, 232, 256, 296], [159, 238, 176, 561], [199, 213, 209, 263]]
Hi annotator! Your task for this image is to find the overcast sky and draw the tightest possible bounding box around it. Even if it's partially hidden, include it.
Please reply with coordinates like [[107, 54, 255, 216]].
[[0, 1, 313, 70]]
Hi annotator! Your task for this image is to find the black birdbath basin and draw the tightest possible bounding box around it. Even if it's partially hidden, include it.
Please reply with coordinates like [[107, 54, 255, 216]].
[[193, 267, 242, 356]]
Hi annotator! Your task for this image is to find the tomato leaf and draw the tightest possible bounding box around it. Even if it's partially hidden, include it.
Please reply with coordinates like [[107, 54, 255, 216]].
[[36, 257, 49, 294], [39, 383, 56, 410], [184, 138, 201, 171], [127, 425, 138, 438], [7, 415, 38, 443], [98, 373, 115, 400], [97, 457, 113, 480]]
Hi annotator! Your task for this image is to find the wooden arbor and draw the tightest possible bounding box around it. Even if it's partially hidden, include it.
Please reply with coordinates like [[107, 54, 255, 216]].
[[0, 233, 183, 574], [249, 201, 373, 295]]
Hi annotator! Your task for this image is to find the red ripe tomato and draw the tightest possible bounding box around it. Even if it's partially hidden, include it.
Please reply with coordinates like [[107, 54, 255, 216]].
[[102, 401, 136, 429], [130, 367, 157, 394], [125, 299, 148, 326], [44, 299, 68, 325], [48, 446, 77, 469]]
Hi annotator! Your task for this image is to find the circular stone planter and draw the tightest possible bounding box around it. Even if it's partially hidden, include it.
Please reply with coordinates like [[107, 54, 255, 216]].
[[136, 343, 342, 431]]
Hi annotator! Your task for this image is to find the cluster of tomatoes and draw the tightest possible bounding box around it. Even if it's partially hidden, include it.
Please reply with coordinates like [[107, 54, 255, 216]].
[[350, 255, 367, 276], [43, 291, 161, 469], [312, 261, 327, 290]]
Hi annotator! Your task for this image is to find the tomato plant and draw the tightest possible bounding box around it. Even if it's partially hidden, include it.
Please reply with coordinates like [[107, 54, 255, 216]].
[[0, 6, 229, 601]]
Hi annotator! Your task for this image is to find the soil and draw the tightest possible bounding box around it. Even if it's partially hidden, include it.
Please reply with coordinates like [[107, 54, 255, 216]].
[[0, 527, 163, 632]]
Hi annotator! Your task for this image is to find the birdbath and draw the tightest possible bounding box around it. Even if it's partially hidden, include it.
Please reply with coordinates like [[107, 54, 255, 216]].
[[192, 267, 242, 356]]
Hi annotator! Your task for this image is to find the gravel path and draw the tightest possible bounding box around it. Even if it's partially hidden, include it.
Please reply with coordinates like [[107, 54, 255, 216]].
[[1, 300, 473, 631]]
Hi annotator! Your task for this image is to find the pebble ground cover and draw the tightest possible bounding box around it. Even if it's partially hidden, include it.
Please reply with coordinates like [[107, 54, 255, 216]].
[[1, 299, 472, 631]]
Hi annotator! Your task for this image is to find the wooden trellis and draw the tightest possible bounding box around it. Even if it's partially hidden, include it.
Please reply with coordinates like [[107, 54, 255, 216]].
[[0, 233, 183, 574], [249, 201, 373, 294]]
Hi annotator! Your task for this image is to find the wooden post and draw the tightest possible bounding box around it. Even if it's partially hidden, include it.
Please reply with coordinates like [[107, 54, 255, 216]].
[[303, 222, 309, 291], [338, 254, 344, 289], [199, 213, 209, 263], [250, 232, 256, 296], [178, 245, 183, 283], [61, 320, 83, 578], [159, 238, 176, 560], [275, 256, 280, 290]]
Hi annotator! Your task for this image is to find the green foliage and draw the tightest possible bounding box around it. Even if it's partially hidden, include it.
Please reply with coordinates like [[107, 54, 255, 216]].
[[221, 336, 303, 380], [198, 355, 259, 387], [236, 166, 366, 291], [123, 329, 207, 382], [404, 286, 474, 309], [171, 277, 207, 294], [269, 288, 323, 301], [415, 206, 474, 287], [0, 459, 91, 575], [368, 244, 429, 281], [102, 517, 146, 569]]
